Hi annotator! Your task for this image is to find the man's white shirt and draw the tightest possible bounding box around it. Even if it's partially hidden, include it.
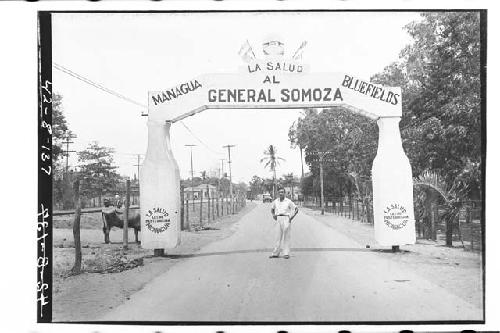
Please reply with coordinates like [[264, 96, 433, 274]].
[[272, 197, 297, 216]]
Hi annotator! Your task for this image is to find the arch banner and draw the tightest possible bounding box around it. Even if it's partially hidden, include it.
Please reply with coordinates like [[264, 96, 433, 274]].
[[148, 71, 402, 122]]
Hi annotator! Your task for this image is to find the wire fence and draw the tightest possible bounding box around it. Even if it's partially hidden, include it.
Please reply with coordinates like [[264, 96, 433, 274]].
[[416, 202, 482, 251], [180, 192, 246, 231], [53, 181, 247, 232], [301, 196, 373, 223], [53, 188, 140, 211], [301, 196, 483, 251]]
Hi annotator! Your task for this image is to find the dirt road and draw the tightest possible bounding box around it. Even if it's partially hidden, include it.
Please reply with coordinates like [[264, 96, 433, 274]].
[[101, 202, 482, 322]]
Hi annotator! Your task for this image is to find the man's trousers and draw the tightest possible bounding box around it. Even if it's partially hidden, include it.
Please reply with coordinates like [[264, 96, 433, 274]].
[[272, 215, 291, 256]]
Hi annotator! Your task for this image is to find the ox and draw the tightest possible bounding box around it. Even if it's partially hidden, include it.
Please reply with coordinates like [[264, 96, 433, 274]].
[[101, 200, 141, 244]]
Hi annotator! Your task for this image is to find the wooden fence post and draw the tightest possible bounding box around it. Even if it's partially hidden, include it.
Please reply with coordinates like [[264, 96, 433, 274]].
[[221, 194, 224, 216], [212, 197, 215, 220], [71, 180, 82, 275], [206, 185, 210, 223], [180, 185, 185, 230], [216, 194, 219, 217], [192, 189, 196, 212], [185, 199, 190, 231], [351, 197, 354, 220], [123, 179, 130, 249], [199, 191, 203, 227]]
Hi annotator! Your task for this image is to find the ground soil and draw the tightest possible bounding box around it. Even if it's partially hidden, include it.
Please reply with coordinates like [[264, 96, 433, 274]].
[[302, 207, 483, 309], [52, 202, 256, 322], [52, 202, 482, 321]]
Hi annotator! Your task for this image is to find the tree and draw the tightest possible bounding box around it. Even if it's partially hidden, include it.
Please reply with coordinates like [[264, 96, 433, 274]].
[[282, 173, 299, 199], [299, 173, 315, 198], [248, 175, 264, 199], [260, 145, 285, 197], [371, 12, 481, 200], [235, 182, 248, 197], [289, 107, 378, 204], [52, 93, 70, 164], [262, 178, 275, 194], [77, 141, 121, 206], [51, 94, 75, 209], [288, 120, 306, 178]]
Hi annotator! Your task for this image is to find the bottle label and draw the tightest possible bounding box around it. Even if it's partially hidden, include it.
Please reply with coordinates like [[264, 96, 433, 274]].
[[144, 207, 171, 234], [383, 203, 410, 230]]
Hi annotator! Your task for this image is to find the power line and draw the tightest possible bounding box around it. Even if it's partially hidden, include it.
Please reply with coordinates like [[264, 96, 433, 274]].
[[114, 152, 144, 156], [179, 121, 223, 156], [53, 62, 147, 109], [54, 62, 222, 157]]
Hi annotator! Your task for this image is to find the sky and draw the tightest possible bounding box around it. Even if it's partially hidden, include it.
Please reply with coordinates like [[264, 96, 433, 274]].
[[52, 11, 421, 183]]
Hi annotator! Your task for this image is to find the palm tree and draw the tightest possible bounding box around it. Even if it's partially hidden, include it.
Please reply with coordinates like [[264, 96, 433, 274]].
[[413, 170, 470, 247], [260, 145, 285, 198]]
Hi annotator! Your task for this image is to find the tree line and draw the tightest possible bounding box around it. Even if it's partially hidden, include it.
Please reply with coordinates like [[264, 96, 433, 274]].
[[288, 13, 482, 234], [248, 173, 300, 200], [52, 98, 132, 209]]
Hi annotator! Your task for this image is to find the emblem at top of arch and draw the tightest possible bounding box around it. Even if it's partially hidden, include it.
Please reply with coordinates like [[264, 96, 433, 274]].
[[238, 37, 308, 74]]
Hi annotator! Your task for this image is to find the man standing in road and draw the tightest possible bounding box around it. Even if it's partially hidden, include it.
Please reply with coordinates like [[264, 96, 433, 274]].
[[270, 186, 299, 259]]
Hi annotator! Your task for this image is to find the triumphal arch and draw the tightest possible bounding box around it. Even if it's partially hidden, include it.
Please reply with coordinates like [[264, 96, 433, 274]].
[[140, 39, 416, 250]]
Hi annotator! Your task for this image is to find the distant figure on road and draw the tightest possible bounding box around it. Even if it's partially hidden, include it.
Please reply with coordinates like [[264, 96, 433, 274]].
[[270, 186, 299, 259]]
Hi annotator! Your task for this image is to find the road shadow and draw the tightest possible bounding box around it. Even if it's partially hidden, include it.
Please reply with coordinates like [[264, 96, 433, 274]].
[[156, 247, 410, 259]]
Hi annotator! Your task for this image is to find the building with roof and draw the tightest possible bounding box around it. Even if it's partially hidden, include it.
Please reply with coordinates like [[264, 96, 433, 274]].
[[183, 184, 218, 200]]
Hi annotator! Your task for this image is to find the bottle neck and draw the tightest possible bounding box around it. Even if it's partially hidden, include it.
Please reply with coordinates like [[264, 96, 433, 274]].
[[145, 120, 172, 162], [376, 117, 404, 155], [164, 124, 180, 170]]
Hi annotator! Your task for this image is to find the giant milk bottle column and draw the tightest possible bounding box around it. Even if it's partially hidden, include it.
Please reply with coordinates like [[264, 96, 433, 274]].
[[372, 117, 416, 246], [140, 120, 180, 249], [165, 126, 182, 246]]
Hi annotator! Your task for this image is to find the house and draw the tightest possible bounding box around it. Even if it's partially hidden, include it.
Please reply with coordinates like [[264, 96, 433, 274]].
[[183, 184, 218, 200]]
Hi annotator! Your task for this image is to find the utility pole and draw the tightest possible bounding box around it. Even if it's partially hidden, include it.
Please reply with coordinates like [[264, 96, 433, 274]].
[[185, 144, 197, 211], [217, 159, 226, 206], [314, 151, 332, 215], [62, 132, 77, 177], [219, 159, 226, 179], [223, 145, 235, 214], [133, 154, 141, 182], [299, 146, 305, 179], [319, 154, 325, 215]]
